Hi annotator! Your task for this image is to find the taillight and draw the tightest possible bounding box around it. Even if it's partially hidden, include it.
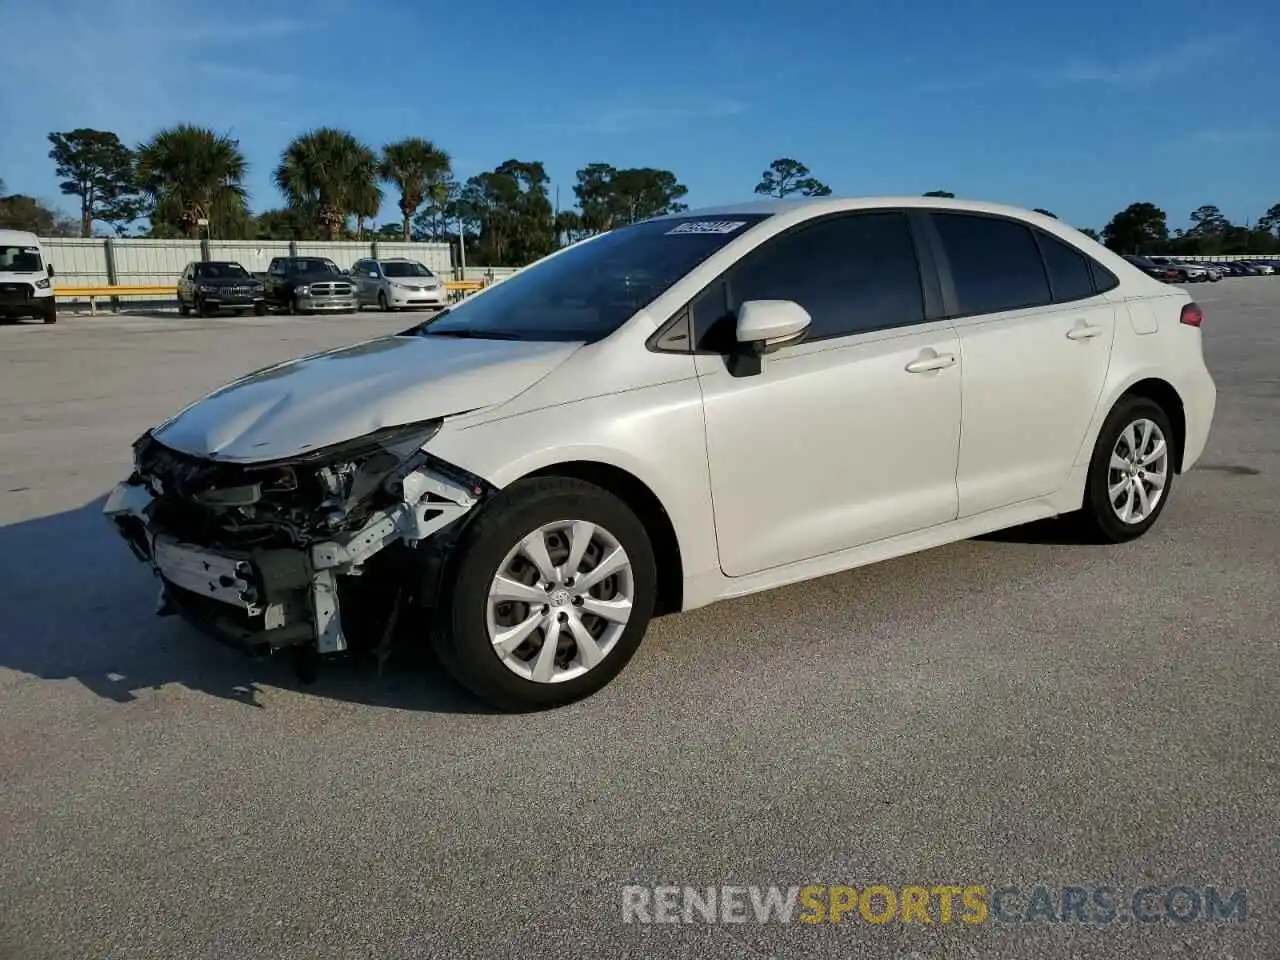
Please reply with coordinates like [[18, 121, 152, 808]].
[[1180, 302, 1203, 327]]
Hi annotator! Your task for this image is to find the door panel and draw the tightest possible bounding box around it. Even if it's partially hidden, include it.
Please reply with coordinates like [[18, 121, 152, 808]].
[[951, 300, 1116, 516], [696, 322, 962, 577]]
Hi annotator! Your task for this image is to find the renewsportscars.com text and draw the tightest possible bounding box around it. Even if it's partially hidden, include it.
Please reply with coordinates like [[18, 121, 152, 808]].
[[621, 884, 1248, 926]]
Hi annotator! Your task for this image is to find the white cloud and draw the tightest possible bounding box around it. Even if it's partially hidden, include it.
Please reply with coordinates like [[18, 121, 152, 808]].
[[1042, 34, 1244, 88]]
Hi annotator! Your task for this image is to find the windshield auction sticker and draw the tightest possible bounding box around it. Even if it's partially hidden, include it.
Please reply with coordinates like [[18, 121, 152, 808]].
[[665, 220, 748, 235]]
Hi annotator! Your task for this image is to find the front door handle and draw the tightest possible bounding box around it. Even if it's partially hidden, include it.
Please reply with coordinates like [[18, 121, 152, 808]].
[[905, 351, 957, 373], [1067, 323, 1105, 340]]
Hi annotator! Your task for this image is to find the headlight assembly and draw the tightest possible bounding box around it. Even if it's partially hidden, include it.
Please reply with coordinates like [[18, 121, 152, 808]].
[[281, 419, 444, 524]]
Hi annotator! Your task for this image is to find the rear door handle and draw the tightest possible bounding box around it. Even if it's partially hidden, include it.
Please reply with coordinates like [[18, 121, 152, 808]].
[[905, 351, 957, 373], [1067, 323, 1104, 340]]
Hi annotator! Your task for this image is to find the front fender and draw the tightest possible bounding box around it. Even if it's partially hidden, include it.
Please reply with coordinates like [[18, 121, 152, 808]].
[[426, 378, 720, 587]]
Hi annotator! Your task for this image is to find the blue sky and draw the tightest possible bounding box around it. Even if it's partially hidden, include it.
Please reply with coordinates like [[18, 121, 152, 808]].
[[2, 0, 1277, 233]]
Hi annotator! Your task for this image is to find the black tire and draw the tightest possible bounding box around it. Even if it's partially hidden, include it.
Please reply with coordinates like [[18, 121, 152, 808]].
[[1074, 395, 1176, 543], [178, 297, 190, 317], [195, 295, 211, 318], [287, 294, 301, 316], [254, 302, 267, 316], [41, 300, 57, 324], [431, 477, 658, 711], [377, 291, 390, 312]]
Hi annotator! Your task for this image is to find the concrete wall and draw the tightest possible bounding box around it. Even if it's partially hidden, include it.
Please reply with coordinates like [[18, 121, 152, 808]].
[[38, 237, 457, 287]]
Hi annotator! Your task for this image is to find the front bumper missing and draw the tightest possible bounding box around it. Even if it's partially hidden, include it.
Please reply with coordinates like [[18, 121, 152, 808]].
[[103, 465, 480, 654]]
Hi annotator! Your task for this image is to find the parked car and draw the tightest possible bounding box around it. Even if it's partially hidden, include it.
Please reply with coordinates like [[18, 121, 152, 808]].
[[177, 261, 267, 316], [1184, 261, 1223, 281], [352, 257, 449, 311], [263, 257, 357, 314], [1122, 254, 1179, 282], [0, 228, 57, 323], [1150, 257, 1208, 282], [1243, 260, 1278, 275], [1208, 261, 1248, 277], [104, 197, 1217, 711]]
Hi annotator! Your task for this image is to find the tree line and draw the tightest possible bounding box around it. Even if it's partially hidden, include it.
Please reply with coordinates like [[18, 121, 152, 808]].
[[1, 128, 1277, 265]]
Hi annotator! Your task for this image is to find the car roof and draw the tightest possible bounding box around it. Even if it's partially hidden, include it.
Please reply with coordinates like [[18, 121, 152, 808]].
[[653, 195, 1068, 222], [0, 228, 41, 244]]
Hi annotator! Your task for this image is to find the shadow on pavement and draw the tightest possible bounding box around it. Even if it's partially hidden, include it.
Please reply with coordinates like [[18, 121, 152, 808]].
[[0, 496, 494, 714], [973, 516, 1100, 545]]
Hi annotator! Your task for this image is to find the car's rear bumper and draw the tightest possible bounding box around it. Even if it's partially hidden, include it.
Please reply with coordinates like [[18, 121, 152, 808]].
[[1180, 360, 1216, 472]]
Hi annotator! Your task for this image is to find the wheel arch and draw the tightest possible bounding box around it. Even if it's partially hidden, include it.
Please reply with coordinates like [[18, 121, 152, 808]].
[[1115, 377, 1187, 473], [520, 460, 684, 617]]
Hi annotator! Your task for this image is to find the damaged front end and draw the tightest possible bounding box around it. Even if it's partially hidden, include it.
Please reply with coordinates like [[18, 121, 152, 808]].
[[103, 419, 491, 665]]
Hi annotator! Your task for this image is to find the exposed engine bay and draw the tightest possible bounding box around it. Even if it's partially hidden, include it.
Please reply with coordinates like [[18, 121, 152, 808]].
[[103, 421, 492, 670]]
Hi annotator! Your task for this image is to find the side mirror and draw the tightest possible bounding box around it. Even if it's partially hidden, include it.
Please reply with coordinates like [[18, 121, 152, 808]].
[[735, 299, 811, 352], [367, 271, 378, 278], [47, 264, 55, 278]]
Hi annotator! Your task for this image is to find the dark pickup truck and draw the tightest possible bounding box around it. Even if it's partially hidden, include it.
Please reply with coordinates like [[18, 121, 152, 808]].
[[177, 261, 267, 316], [264, 257, 358, 315]]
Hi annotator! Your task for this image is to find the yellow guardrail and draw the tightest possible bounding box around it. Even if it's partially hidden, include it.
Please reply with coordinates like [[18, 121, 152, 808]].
[[54, 279, 489, 315], [55, 285, 176, 298]]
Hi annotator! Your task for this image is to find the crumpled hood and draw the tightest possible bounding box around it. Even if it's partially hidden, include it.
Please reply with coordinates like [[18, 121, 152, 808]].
[[152, 334, 580, 462]]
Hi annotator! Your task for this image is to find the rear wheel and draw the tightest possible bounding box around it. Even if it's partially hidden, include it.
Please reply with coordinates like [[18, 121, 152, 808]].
[[1075, 396, 1175, 543], [431, 477, 657, 711]]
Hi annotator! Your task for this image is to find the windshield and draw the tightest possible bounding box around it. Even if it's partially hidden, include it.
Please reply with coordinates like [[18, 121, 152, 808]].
[[413, 214, 772, 342], [382, 261, 434, 278], [289, 258, 341, 275], [196, 262, 251, 279], [0, 244, 43, 272]]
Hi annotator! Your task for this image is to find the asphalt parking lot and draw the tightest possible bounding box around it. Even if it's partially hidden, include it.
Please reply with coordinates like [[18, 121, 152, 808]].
[[1, 285, 1277, 960]]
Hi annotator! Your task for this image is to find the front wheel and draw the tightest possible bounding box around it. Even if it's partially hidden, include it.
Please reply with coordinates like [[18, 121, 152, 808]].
[[254, 301, 267, 316], [1075, 396, 1175, 543], [377, 291, 391, 312], [431, 477, 657, 711], [41, 300, 57, 324]]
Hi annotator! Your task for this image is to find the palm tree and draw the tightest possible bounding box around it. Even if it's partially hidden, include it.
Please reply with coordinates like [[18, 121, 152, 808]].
[[135, 125, 248, 238], [274, 129, 380, 241], [351, 179, 382, 240], [379, 138, 452, 242]]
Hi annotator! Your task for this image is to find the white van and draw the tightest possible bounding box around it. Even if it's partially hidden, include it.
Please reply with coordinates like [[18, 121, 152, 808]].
[[0, 229, 57, 323]]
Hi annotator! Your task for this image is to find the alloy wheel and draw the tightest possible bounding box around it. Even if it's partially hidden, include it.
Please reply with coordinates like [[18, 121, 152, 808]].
[[486, 520, 634, 683], [1108, 418, 1169, 524]]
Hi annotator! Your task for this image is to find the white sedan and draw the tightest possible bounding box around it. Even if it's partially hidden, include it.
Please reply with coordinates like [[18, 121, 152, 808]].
[[105, 197, 1216, 710]]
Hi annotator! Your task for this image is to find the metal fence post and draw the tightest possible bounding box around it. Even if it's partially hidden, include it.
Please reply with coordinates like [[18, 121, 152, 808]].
[[289, 240, 298, 257], [104, 237, 121, 313], [371, 239, 379, 260], [200, 236, 211, 262]]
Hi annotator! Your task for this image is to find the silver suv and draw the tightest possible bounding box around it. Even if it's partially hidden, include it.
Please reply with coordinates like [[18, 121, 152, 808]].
[[353, 258, 448, 311]]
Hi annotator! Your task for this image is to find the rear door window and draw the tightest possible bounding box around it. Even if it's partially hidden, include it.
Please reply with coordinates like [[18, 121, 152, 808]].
[[931, 212, 1052, 316], [1035, 231, 1095, 302]]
